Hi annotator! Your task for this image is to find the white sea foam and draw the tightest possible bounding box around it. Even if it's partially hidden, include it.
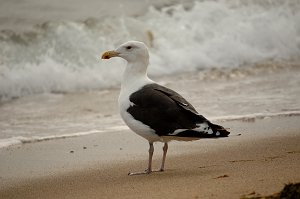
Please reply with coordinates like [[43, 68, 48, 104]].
[[0, 130, 103, 148], [0, 0, 299, 100], [212, 111, 300, 122], [1, 111, 299, 149]]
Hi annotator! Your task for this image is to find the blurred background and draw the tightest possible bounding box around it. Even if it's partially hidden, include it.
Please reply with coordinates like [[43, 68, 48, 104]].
[[0, 0, 299, 100]]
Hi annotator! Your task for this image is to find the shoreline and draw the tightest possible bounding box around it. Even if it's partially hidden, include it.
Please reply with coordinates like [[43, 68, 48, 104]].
[[1, 110, 299, 149], [1, 115, 299, 198]]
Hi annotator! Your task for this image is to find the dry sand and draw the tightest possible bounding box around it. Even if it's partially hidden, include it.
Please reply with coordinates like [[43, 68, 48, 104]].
[[0, 116, 299, 199]]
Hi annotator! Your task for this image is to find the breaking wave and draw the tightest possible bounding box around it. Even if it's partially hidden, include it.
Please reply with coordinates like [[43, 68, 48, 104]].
[[0, 0, 299, 100]]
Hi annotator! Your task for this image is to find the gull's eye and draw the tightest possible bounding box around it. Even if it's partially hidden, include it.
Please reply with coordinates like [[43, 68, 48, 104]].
[[126, 46, 132, 50]]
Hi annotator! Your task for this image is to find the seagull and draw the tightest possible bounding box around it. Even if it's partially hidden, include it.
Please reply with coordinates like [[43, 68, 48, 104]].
[[101, 41, 230, 175]]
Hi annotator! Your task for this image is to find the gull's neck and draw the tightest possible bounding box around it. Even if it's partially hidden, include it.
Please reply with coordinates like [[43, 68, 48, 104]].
[[121, 60, 153, 93]]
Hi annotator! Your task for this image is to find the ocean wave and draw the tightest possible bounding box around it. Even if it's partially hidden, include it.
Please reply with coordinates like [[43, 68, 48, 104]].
[[0, 0, 299, 100]]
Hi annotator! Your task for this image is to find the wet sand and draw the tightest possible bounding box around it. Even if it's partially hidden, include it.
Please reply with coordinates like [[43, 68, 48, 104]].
[[1, 116, 300, 199]]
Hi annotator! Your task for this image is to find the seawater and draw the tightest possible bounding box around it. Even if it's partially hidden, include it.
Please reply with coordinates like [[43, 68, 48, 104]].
[[0, 0, 300, 148], [0, 0, 299, 100]]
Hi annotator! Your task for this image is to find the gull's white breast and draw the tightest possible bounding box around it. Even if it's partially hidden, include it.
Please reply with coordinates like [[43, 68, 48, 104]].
[[118, 77, 161, 143]]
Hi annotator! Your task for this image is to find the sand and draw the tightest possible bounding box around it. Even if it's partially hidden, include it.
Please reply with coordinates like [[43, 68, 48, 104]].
[[0, 116, 299, 199], [1, 65, 299, 198]]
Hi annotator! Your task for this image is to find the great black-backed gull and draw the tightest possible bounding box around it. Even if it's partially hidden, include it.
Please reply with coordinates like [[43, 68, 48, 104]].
[[101, 41, 230, 175]]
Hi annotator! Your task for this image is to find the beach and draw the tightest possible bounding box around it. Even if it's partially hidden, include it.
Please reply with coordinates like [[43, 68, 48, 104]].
[[1, 66, 300, 198], [1, 116, 300, 199], [1, 0, 300, 198]]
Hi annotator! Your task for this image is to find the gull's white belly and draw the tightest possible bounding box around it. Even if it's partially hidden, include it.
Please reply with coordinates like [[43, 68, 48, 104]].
[[119, 95, 161, 143]]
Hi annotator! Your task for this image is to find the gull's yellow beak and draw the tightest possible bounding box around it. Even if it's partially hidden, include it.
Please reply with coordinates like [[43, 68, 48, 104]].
[[101, 51, 120, 59]]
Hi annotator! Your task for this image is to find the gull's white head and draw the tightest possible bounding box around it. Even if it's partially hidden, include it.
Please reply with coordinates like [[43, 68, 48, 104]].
[[102, 41, 149, 64]]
